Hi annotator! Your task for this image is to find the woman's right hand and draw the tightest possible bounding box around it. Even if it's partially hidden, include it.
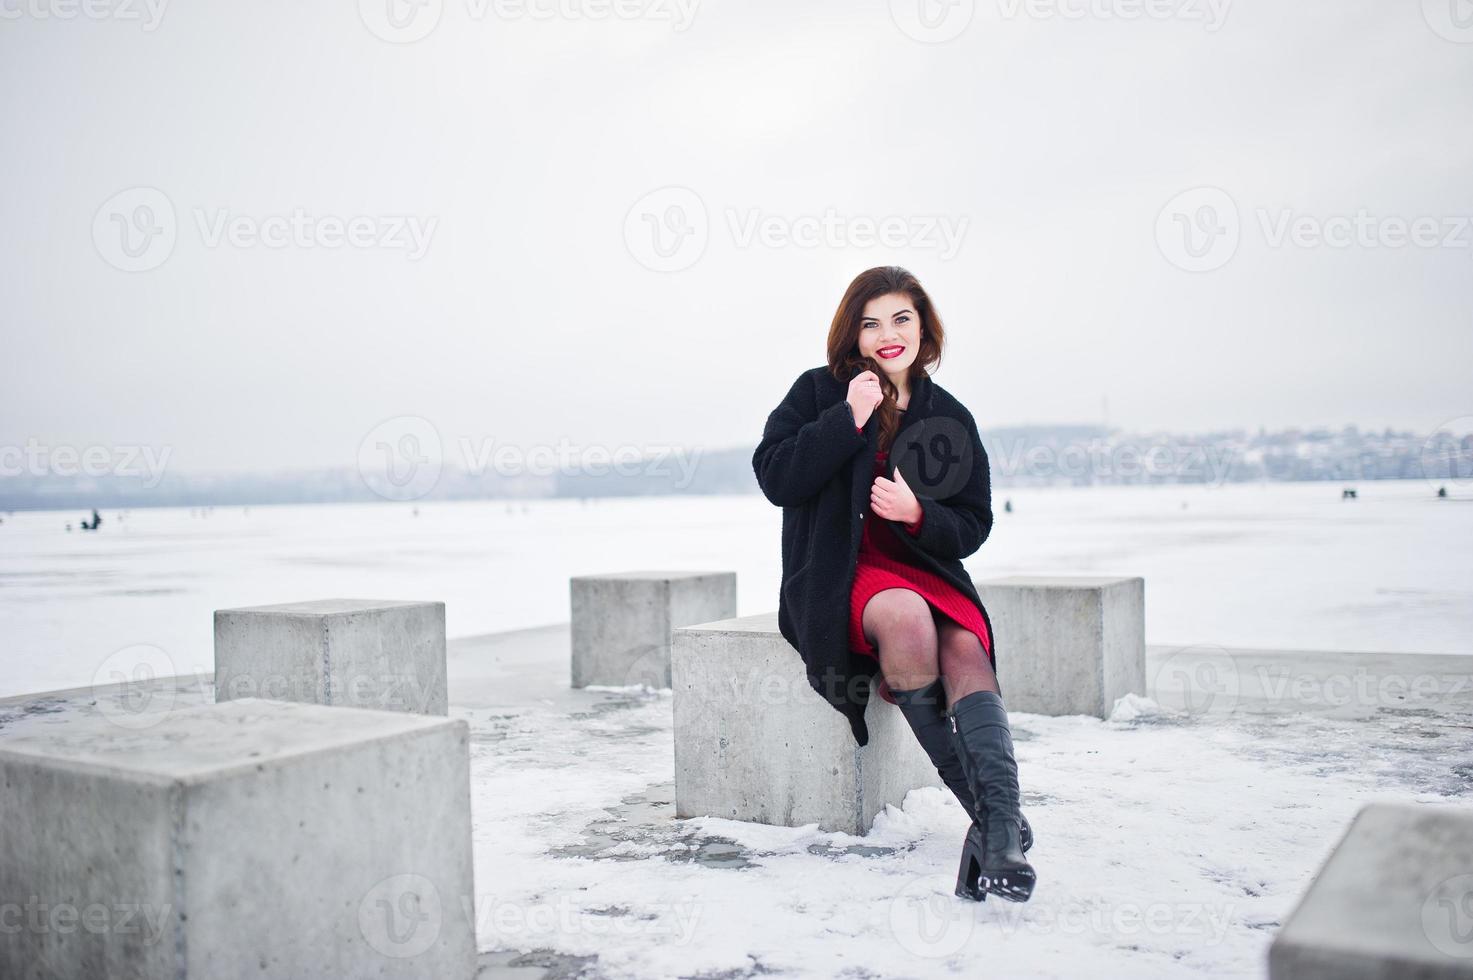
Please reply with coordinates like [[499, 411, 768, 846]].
[[847, 370, 884, 429]]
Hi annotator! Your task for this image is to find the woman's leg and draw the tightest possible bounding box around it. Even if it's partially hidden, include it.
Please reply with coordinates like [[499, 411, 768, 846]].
[[861, 588, 940, 693], [936, 616, 999, 706]]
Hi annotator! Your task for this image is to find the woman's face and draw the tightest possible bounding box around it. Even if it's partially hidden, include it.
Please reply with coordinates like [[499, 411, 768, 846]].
[[857, 292, 922, 382]]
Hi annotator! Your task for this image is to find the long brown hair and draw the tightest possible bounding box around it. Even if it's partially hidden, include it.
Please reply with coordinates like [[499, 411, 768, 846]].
[[826, 265, 946, 453]]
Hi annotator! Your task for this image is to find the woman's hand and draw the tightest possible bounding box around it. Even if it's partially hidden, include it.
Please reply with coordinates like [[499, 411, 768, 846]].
[[846, 370, 884, 428], [871, 467, 923, 524]]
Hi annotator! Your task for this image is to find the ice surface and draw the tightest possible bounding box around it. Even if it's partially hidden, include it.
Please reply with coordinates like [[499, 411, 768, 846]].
[[1, 478, 1469, 699]]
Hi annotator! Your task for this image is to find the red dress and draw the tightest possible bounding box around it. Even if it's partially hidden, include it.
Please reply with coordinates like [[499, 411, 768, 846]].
[[848, 424, 994, 706]]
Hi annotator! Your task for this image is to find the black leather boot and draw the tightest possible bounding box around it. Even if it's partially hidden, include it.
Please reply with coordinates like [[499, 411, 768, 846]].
[[948, 689, 1036, 903], [889, 678, 1033, 853]]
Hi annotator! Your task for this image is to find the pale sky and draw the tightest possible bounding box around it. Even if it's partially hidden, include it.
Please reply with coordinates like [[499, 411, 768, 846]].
[[2, 0, 1470, 474]]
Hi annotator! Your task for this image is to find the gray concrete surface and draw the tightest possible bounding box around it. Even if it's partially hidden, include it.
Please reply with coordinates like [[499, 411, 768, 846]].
[[570, 571, 736, 689], [976, 575, 1146, 717], [671, 611, 944, 835], [0, 697, 476, 980], [214, 597, 448, 715], [1269, 802, 1473, 979]]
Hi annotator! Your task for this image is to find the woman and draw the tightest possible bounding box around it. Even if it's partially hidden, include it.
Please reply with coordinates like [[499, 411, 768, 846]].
[[751, 266, 1035, 903]]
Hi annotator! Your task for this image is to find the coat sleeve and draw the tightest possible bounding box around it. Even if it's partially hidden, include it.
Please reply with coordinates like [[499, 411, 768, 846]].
[[752, 371, 867, 507], [903, 411, 993, 561]]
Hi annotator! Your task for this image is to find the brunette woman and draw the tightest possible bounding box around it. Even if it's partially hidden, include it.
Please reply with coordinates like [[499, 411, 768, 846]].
[[752, 266, 1035, 903]]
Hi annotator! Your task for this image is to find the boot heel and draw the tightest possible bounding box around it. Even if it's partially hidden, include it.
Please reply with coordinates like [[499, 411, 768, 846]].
[[953, 824, 987, 902]]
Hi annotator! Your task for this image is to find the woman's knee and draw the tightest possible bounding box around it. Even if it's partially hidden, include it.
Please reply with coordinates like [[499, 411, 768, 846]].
[[869, 591, 938, 671], [936, 620, 990, 674]]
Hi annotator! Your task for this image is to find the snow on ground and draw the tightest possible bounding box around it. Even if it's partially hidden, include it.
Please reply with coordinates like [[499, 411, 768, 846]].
[[6, 624, 1468, 979], [2, 479, 1469, 976]]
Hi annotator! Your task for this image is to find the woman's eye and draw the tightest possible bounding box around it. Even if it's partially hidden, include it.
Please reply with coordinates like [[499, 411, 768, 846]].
[[897, 315, 910, 323]]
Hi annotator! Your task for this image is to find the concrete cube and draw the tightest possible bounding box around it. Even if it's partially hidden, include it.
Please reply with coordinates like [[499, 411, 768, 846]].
[[1270, 802, 1473, 979], [0, 697, 476, 980], [215, 598, 447, 715], [974, 575, 1145, 717], [571, 571, 736, 689], [671, 611, 943, 835]]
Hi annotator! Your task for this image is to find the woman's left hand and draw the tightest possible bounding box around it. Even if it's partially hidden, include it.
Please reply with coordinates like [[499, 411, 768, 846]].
[[871, 467, 923, 524]]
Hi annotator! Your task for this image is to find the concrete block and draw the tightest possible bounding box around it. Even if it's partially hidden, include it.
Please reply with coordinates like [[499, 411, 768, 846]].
[[1270, 802, 1473, 979], [215, 598, 447, 715], [974, 575, 1145, 717], [571, 571, 736, 689], [0, 697, 476, 980], [671, 611, 943, 835]]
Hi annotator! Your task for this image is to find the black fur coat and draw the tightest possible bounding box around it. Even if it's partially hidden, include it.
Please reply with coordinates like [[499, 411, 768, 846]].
[[752, 365, 997, 746]]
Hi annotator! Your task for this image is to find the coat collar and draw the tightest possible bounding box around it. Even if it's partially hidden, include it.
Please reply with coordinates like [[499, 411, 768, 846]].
[[904, 370, 936, 417]]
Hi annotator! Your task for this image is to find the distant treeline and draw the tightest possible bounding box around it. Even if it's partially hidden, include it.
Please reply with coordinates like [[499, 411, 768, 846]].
[[0, 424, 1462, 512]]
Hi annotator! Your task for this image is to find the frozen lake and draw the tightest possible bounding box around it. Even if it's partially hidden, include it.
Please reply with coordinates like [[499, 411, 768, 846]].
[[1, 478, 1469, 699]]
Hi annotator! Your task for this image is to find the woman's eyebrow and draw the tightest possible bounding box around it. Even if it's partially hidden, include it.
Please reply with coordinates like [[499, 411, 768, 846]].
[[861, 310, 915, 324]]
